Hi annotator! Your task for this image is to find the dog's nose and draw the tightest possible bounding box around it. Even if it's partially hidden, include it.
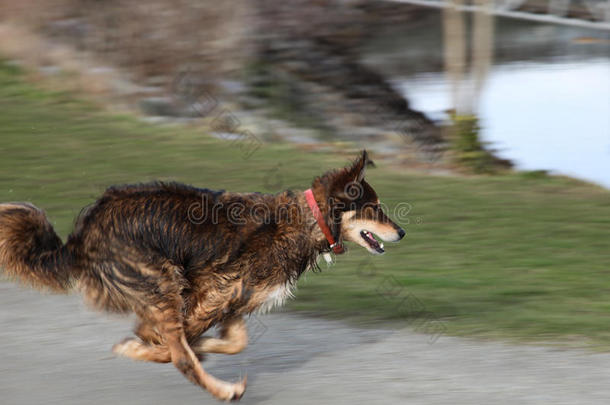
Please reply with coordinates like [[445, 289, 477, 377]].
[[398, 228, 406, 240]]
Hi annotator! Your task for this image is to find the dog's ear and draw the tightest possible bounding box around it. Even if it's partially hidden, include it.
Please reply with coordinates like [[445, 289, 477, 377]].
[[350, 150, 370, 183]]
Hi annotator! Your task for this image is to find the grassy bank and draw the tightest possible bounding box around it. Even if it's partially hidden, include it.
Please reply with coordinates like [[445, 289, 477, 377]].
[[1, 61, 609, 348]]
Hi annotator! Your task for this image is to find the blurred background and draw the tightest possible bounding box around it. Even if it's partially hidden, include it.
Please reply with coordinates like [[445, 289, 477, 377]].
[[0, 1, 609, 404]]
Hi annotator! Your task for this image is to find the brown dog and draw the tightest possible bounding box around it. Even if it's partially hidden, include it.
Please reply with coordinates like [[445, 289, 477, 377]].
[[0, 150, 404, 401]]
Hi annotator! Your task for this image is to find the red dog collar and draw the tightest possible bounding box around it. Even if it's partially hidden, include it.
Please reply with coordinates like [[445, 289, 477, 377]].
[[304, 189, 344, 254]]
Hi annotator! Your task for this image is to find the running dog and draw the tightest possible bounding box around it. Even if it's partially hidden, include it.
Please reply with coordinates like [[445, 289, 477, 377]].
[[0, 150, 404, 401]]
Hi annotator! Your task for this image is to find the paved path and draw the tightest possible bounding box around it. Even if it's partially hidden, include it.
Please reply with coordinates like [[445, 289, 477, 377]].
[[1, 282, 609, 404]]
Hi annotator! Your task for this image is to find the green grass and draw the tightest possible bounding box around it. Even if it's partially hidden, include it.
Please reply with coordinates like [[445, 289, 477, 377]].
[[1, 61, 610, 348]]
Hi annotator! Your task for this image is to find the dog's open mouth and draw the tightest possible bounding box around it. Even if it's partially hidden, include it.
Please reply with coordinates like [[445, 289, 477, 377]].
[[360, 230, 384, 254]]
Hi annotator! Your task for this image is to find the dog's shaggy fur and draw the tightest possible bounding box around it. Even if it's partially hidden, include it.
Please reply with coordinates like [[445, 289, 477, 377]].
[[0, 151, 403, 401]]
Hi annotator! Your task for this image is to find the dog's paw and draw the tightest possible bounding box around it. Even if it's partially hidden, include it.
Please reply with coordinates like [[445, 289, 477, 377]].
[[112, 337, 140, 357], [215, 375, 247, 402]]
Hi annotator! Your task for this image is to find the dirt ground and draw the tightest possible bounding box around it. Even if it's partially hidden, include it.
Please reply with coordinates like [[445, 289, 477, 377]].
[[1, 281, 609, 405]]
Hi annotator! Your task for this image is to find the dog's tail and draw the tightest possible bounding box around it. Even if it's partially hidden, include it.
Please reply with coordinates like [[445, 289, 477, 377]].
[[0, 203, 77, 292]]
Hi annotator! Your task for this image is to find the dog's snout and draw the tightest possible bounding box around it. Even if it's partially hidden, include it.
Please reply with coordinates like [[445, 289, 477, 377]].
[[397, 228, 406, 240]]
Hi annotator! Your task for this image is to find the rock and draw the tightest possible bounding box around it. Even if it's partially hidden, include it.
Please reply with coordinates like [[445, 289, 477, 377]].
[[138, 97, 179, 116]]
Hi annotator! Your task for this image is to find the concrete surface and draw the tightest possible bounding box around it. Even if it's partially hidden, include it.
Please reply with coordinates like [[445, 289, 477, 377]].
[[1, 282, 609, 404]]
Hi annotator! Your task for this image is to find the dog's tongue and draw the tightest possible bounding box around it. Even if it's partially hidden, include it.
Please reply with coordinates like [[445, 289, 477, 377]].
[[361, 230, 384, 253]]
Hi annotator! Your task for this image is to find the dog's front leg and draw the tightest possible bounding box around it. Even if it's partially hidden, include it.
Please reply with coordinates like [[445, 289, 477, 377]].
[[191, 317, 248, 355], [141, 300, 246, 401]]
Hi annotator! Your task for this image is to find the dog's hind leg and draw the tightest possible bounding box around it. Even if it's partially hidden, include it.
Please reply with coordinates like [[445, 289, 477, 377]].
[[113, 320, 171, 362], [109, 259, 245, 401], [191, 317, 248, 355], [112, 337, 171, 363], [134, 320, 164, 345]]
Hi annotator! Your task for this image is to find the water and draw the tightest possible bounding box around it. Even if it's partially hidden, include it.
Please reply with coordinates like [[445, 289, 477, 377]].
[[362, 10, 610, 188]]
